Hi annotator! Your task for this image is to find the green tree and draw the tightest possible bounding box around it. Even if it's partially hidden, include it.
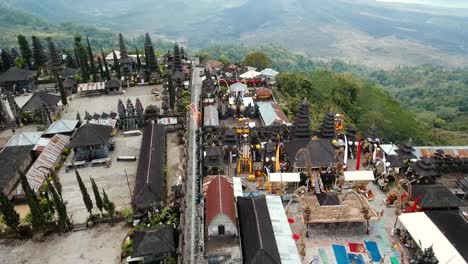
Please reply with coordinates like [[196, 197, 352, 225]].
[[47, 37, 62, 72], [102, 189, 115, 218], [0, 192, 20, 235], [17, 34, 32, 69], [86, 36, 97, 82], [47, 178, 70, 232], [74, 168, 93, 215], [31, 36, 47, 69], [97, 57, 104, 80], [218, 55, 230, 67], [101, 48, 110, 81], [19, 170, 46, 231], [56, 72, 68, 106], [144, 33, 160, 74], [74, 35, 89, 82], [243, 51, 272, 70], [14, 57, 25, 69], [112, 50, 121, 80], [1, 50, 13, 71], [90, 177, 104, 214], [135, 48, 141, 72]]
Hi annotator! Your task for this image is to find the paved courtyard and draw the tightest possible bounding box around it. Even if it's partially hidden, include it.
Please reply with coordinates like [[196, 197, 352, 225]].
[[288, 182, 404, 264], [0, 223, 129, 264], [62, 85, 161, 120], [59, 134, 142, 224]]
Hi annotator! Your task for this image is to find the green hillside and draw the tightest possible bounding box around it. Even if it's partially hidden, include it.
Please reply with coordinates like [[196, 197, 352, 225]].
[[201, 44, 468, 145], [0, 5, 117, 48]]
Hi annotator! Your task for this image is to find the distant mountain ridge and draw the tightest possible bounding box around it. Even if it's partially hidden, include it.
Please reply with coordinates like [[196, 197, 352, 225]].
[[3, 0, 468, 68]]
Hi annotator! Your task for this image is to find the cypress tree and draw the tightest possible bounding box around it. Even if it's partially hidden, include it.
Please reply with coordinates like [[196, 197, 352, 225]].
[[101, 48, 110, 81], [63, 50, 76, 68], [56, 72, 68, 106], [86, 37, 97, 82], [50, 170, 62, 196], [102, 189, 115, 218], [90, 177, 103, 213], [17, 34, 32, 69], [74, 35, 89, 82], [0, 192, 20, 235], [74, 168, 93, 215], [47, 178, 70, 232], [112, 50, 121, 79], [144, 33, 159, 73], [31, 36, 47, 69], [97, 57, 104, 80], [19, 170, 46, 231], [135, 48, 141, 72], [168, 73, 175, 110], [1, 50, 13, 71], [47, 38, 62, 72]]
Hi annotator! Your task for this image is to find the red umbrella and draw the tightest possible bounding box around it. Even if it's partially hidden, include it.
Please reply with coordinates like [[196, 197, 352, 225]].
[[293, 233, 300, 240], [288, 218, 295, 224]]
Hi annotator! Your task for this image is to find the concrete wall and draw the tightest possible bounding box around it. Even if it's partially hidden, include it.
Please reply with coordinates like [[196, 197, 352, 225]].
[[207, 213, 237, 237]]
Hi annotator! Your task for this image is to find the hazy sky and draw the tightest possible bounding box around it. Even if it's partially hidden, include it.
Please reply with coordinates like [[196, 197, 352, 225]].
[[377, 0, 468, 8]]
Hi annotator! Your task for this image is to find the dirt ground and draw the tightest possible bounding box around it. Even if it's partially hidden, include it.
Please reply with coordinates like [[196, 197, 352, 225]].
[[0, 223, 130, 264], [166, 132, 185, 203]]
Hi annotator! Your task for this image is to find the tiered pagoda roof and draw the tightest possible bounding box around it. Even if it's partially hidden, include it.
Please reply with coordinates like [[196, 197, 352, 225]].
[[396, 140, 417, 160], [320, 111, 336, 138], [411, 157, 438, 178], [292, 100, 312, 139], [366, 125, 380, 143]]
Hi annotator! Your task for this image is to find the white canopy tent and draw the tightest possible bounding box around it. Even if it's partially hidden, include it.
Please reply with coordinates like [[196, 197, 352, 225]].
[[398, 212, 467, 264], [343, 170, 375, 181], [269, 173, 301, 183], [229, 82, 248, 94], [260, 68, 279, 78], [240, 70, 261, 79]]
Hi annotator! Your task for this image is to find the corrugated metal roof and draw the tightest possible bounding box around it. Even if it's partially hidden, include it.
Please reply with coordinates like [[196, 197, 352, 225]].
[[266, 195, 301, 264], [204, 105, 219, 127], [413, 146, 468, 159], [44, 119, 79, 135], [25, 134, 70, 191], [257, 102, 289, 126], [205, 176, 236, 228], [6, 132, 42, 147]]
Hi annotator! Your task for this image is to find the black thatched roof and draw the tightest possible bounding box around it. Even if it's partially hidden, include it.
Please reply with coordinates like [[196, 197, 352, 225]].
[[286, 138, 337, 168], [411, 161, 438, 177], [0, 67, 36, 83], [62, 78, 76, 88], [204, 146, 224, 168], [395, 149, 417, 161], [386, 155, 404, 168], [109, 111, 118, 119], [237, 197, 281, 264], [68, 123, 112, 148], [223, 129, 238, 146], [105, 79, 121, 89], [426, 211, 468, 262], [132, 225, 175, 259], [316, 193, 340, 206], [133, 122, 165, 211], [21, 92, 60, 112], [0, 146, 33, 195], [411, 184, 463, 209], [100, 112, 109, 119]]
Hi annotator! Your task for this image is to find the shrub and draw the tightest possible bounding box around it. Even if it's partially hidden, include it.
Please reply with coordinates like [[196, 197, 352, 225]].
[[121, 238, 133, 258], [120, 207, 133, 223]]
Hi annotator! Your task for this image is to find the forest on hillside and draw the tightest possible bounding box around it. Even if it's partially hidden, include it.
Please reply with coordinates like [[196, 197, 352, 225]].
[[200, 45, 468, 145]]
